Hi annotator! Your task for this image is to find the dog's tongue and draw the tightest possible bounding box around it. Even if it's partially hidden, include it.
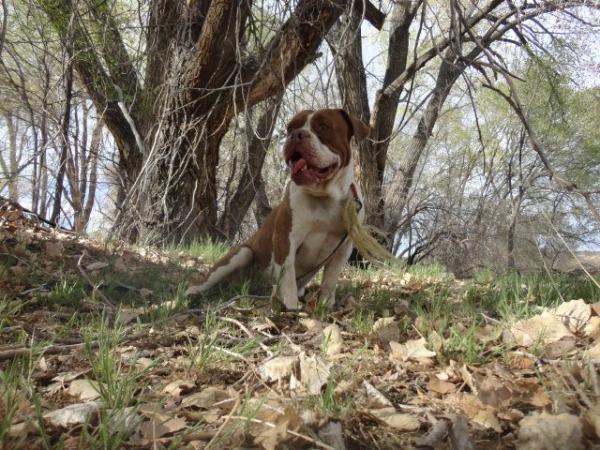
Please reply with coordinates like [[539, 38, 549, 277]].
[[292, 158, 307, 175]]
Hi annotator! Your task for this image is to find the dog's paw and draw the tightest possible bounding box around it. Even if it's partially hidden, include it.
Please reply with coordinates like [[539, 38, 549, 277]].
[[283, 297, 302, 311]]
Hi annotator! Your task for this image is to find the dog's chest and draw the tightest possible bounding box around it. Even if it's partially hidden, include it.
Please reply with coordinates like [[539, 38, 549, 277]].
[[290, 195, 347, 273]]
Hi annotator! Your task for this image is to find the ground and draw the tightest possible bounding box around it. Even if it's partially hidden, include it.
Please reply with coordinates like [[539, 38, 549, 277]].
[[1, 199, 600, 450]]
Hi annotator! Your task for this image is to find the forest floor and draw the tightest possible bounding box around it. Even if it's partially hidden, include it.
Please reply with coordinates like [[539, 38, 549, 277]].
[[2, 200, 600, 450]]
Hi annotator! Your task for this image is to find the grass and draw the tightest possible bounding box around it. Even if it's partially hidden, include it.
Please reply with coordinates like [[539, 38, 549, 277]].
[[4, 223, 600, 449], [167, 239, 230, 264]]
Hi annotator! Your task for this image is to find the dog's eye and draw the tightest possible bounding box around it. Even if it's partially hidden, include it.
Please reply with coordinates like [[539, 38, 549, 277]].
[[318, 122, 330, 131]]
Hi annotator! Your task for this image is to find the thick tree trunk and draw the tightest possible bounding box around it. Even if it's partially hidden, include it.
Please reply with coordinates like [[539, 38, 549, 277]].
[[218, 96, 282, 240]]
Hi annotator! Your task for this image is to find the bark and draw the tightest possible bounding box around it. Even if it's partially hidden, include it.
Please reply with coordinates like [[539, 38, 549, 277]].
[[331, 2, 419, 231], [36, 0, 370, 243], [50, 31, 74, 224], [218, 95, 282, 240], [1, 112, 19, 201]]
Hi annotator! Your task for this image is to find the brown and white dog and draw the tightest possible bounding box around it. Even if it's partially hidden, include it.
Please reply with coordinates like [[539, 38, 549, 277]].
[[186, 108, 370, 310]]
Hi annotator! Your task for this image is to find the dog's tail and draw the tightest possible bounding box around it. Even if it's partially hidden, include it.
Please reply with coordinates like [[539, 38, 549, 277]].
[[185, 246, 254, 296]]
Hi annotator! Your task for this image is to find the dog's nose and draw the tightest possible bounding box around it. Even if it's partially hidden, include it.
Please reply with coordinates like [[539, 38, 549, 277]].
[[289, 129, 310, 141]]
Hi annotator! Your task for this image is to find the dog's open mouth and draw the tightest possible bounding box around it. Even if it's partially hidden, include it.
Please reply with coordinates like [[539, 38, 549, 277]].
[[287, 152, 338, 181]]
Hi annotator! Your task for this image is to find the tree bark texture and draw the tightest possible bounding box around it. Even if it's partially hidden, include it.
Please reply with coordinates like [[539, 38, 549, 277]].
[[38, 0, 348, 243]]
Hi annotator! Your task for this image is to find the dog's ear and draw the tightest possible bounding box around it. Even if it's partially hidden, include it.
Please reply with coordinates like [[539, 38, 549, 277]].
[[338, 109, 371, 143]]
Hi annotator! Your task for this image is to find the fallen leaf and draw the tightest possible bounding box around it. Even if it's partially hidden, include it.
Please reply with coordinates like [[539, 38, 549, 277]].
[[140, 417, 187, 440], [370, 407, 420, 431], [372, 317, 400, 348], [530, 389, 551, 408], [299, 352, 331, 395], [372, 317, 396, 333], [67, 379, 103, 401], [180, 387, 231, 410], [389, 338, 436, 362], [253, 406, 303, 450], [427, 377, 456, 395], [107, 407, 141, 433], [449, 393, 501, 432], [135, 357, 154, 370], [584, 317, 600, 340], [300, 318, 324, 333], [322, 324, 344, 356], [552, 299, 591, 333], [518, 413, 584, 450], [162, 379, 195, 398], [45, 241, 64, 258], [508, 311, 575, 357], [257, 356, 298, 382], [363, 380, 393, 408], [44, 402, 101, 428]]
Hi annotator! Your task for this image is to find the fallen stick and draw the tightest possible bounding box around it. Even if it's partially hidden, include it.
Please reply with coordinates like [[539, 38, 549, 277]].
[[0, 330, 148, 361]]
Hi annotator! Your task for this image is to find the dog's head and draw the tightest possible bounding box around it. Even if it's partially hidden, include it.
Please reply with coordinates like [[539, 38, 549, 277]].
[[283, 109, 370, 186]]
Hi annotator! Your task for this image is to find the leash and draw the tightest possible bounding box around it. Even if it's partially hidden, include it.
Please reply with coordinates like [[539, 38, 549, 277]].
[[295, 183, 362, 282]]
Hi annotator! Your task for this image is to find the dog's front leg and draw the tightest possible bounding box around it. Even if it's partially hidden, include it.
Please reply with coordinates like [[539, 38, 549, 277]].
[[319, 239, 353, 308], [272, 207, 301, 310], [273, 252, 301, 310]]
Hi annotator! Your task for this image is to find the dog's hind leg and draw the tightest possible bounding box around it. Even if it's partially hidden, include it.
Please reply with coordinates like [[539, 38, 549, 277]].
[[185, 246, 254, 296]]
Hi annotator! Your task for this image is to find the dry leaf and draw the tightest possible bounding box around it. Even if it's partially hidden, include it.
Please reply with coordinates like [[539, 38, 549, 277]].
[[427, 377, 456, 395], [530, 389, 551, 408], [449, 393, 501, 432], [257, 356, 298, 382], [363, 380, 393, 408], [322, 324, 344, 356], [45, 241, 64, 258], [140, 417, 187, 440], [67, 379, 103, 401], [584, 317, 600, 340], [518, 413, 584, 450], [372, 317, 400, 348], [389, 338, 436, 362], [299, 352, 331, 395], [509, 311, 575, 357], [370, 407, 420, 431], [552, 299, 591, 333], [162, 379, 195, 398], [300, 318, 324, 333], [253, 406, 303, 450], [44, 402, 101, 428], [180, 387, 230, 410]]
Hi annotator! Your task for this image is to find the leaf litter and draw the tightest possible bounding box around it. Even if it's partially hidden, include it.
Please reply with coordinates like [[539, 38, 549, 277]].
[[1, 204, 600, 449]]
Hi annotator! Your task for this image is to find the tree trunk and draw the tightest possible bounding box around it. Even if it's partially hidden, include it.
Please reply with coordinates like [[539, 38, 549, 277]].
[[50, 25, 74, 225], [1, 112, 19, 201], [218, 95, 282, 240]]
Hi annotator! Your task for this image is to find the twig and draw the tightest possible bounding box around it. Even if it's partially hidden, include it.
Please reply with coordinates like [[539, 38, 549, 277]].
[[229, 416, 335, 450], [77, 251, 116, 312], [219, 316, 273, 356], [214, 346, 248, 361], [205, 396, 241, 449], [0, 330, 148, 361]]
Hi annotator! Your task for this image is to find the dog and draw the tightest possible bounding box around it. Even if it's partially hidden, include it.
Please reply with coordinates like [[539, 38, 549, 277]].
[[186, 108, 370, 310]]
